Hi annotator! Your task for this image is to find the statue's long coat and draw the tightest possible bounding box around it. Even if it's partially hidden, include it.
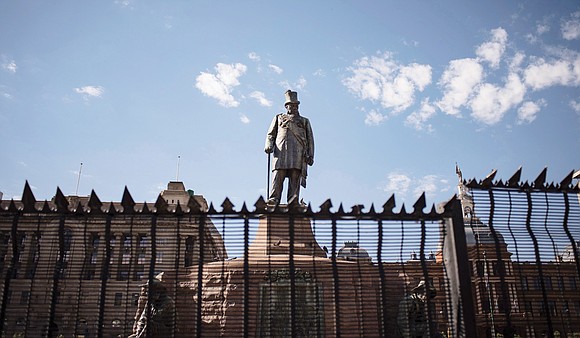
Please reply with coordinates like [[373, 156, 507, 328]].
[[265, 113, 314, 187]]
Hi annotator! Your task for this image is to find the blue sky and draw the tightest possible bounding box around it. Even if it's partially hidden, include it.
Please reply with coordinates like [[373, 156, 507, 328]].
[[1, 1, 579, 210]]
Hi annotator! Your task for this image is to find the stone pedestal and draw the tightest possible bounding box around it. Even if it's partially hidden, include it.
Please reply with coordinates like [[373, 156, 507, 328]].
[[176, 215, 386, 337], [248, 215, 327, 258]]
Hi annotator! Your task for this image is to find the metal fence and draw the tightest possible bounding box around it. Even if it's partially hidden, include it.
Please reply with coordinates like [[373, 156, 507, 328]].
[[0, 168, 578, 338]]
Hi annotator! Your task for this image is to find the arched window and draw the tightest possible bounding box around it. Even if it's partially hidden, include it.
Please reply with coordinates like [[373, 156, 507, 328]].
[[185, 236, 195, 267], [111, 319, 122, 328]]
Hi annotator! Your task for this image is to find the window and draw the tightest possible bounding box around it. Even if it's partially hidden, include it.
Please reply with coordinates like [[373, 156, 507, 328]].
[[112, 319, 122, 328], [544, 276, 553, 290], [20, 291, 30, 305], [569, 277, 577, 290], [524, 301, 533, 317], [520, 277, 529, 291], [557, 276, 565, 291], [185, 236, 195, 267], [132, 293, 140, 306], [114, 293, 123, 306]]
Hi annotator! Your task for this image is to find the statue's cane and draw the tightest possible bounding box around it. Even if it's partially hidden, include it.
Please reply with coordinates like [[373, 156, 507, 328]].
[[267, 152, 271, 198]]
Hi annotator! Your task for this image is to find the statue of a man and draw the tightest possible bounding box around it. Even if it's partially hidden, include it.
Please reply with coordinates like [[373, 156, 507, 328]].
[[265, 90, 314, 204], [397, 280, 437, 338], [130, 273, 175, 338]]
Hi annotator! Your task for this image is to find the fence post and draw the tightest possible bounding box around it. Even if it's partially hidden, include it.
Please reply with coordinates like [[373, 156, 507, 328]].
[[443, 197, 477, 337]]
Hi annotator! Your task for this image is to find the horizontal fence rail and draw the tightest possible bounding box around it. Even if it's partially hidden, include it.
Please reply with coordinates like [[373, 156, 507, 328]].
[[0, 168, 578, 338]]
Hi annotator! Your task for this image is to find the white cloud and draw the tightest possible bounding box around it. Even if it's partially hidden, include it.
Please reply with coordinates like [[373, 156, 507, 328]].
[[239, 114, 250, 124], [436, 58, 483, 116], [74, 86, 104, 100], [537, 23, 550, 35], [2, 60, 17, 73], [405, 98, 436, 132], [268, 64, 283, 74], [524, 57, 580, 90], [114, 0, 134, 8], [249, 91, 272, 107], [570, 100, 580, 113], [413, 175, 447, 200], [313, 69, 326, 77], [296, 76, 307, 90], [364, 109, 388, 126], [279, 76, 307, 91], [248, 52, 261, 61], [343, 52, 432, 113], [517, 99, 546, 124], [383, 173, 412, 196], [383, 173, 449, 201], [470, 73, 526, 125], [561, 11, 580, 40], [476, 27, 508, 68], [195, 63, 247, 107]]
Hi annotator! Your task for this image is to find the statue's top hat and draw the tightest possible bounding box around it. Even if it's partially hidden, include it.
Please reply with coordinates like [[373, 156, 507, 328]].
[[284, 90, 300, 106]]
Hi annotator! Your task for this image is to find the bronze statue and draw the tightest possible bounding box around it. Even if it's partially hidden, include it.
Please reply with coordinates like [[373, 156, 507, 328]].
[[265, 90, 314, 204], [129, 273, 175, 338], [397, 280, 437, 338]]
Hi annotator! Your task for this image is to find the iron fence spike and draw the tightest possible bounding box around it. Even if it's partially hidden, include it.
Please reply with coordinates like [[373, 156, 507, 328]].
[[429, 204, 438, 216], [399, 203, 407, 215], [508, 166, 522, 187], [254, 197, 267, 213], [496, 179, 505, 187], [154, 194, 169, 213], [443, 195, 458, 212], [559, 170, 575, 189], [41, 200, 52, 212], [87, 190, 103, 213], [8, 199, 19, 212], [174, 200, 184, 215], [319, 199, 333, 214], [187, 195, 203, 214], [240, 202, 249, 214], [350, 204, 364, 215], [305, 203, 314, 215], [121, 186, 136, 213], [522, 181, 531, 189], [141, 202, 150, 213], [22, 181, 37, 212], [368, 204, 377, 215], [466, 179, 479, 188], [382, 194, 396, 214], [106, 202, 117, 215], [533, 167, 548, 188], [54, 187, 69, 213], [221, 197, 235, 213], [74, 201, 85, 215], [412, 193, 426, 214], [208, 203, 218, 214], [337, 203, 345, 215], [481, 169, 497, 187]]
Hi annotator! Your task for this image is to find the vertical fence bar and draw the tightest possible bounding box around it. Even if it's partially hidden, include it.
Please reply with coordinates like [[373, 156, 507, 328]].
[[48, 214, 66, 337], [562, 192, 580, 278], [289, 214, 296, 337], [330, 215, 341, 338], [419, 219, 435, 337], [243, 214, 250, 338], [487, 189, 513, 336], [524, 191, 554, 335], [444, 198, 477, 337], [376, 219, 387, 336], [96, 212, 113, 337], [0, 211, 19, 334], [146, 213, 158, 338], [196, 214, 205, 338]]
